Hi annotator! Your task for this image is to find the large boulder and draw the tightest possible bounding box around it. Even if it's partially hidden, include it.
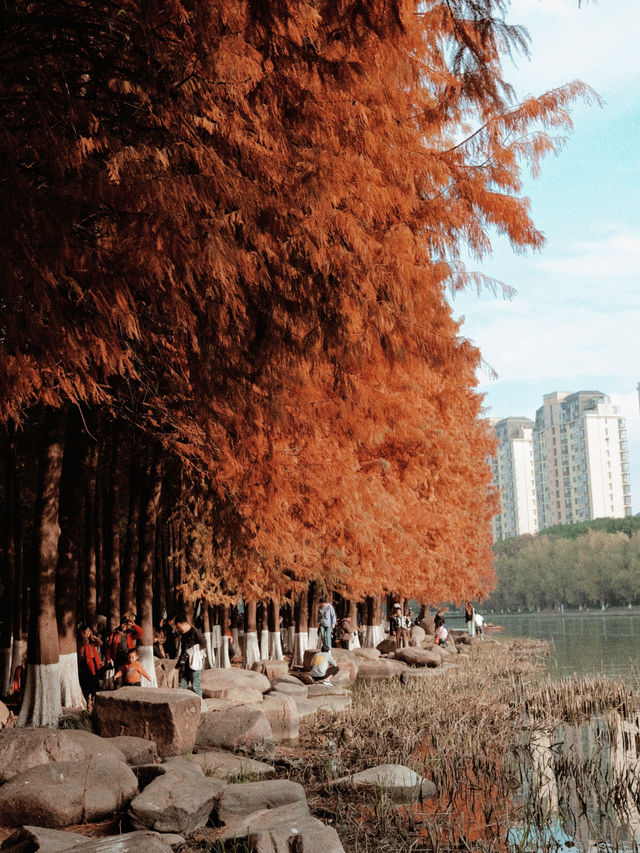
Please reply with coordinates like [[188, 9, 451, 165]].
[[129, 758, 225, 835], [355, 658, 407, 680], [216, 779, 307, 825], [394, 647, 441, 668], [353, 647, 381, 661], [154, 658, 179, 690], [201, 688, 264, 709], [270, 677, 309, 697], [0, 759, 138, 828], [199, 668, 270, 698], [409, 625, 427, 647], [376, 638, 397, 655], [216, 800, 344, 853], [293, 693, 352, 718], [0, 701, 10, 729], [0, 729, 127, 784], [69, 832, 174, 852], [248, 693, 299, 743], [93, 688, 200, 758], [196, 707, 275, 758], [190, 748, 276, 781]]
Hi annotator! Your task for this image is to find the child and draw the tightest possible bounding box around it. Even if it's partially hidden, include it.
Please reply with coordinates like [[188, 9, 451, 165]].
[[434, 623, 448, 647], [114, 649, 151, 688]]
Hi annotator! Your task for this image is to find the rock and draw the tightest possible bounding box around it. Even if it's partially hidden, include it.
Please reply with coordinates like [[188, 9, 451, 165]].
[[0, 701, 10, 729], [306, 682, 349, 698], [418, 618, 435, 635], [251, 660, 289, 682], [129, 759, 225, 835], [201, 688, 264, 707], [293, 694, 352, 718], [200, 668, 270, 698], [216, 800, 344, 853], [196, 707, 275, 758], [393, 647, 441, 668], [0, 826, 88, 851], [355, 658, 407, 680], [190, 748, 276, 781], [105, 735, 156, 766], [376, 638, 397, 654], [353, 647, 381, 661], [270, 678, 308, 697], [93, 688, 200, 758], [0, 759, 138, 828], [338, 763, 435, 803], [154, 658, 179, 690], [248, 693, 299, 743], [216, 779, 307, 824], [0, 729, 127, 784], [410, 625, 426, 647], [67, 832, 174, 851], [329, 650, 359, 685]]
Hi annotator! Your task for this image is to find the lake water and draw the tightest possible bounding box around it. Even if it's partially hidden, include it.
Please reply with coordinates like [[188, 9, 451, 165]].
[[448, 610, 640, 681]]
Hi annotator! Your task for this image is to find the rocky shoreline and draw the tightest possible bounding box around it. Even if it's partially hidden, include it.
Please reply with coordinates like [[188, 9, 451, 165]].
[[0, 629, 523, 852]]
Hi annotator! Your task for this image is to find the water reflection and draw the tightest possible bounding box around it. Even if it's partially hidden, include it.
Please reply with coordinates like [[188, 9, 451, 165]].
[[513, 711, 640, 852]]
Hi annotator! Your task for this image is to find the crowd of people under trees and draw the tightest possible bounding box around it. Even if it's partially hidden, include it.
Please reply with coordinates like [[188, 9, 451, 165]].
[[0, 0, 585, 726]]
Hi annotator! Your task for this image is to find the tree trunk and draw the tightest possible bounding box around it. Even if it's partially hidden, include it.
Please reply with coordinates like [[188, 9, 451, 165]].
[[243, 600, 260, 669], [291, 587, 309, 667], [84, 437, 98, 627], [219, 605, 231, 668], [56, 410, 86, 710], [308, 583, 321, 651], [348, 599, 361, 649], [136, 447, 162, 687], [259, 600, 269, 661], [120, 449, 141, 619], [19, 408, 65, 727], [106, 424, 121, 632], [0, 428, 17, 695], [268, 597, 284, 661]]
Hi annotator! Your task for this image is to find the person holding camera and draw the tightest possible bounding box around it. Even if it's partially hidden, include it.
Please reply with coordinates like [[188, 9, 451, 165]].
[[107, 614, 143, 669]]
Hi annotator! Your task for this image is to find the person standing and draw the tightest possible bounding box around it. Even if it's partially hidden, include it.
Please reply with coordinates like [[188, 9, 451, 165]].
[[464, 601, 475, 638], [175, 618, 206, 697], [77, 624, 102, 705], [318, 599, 336, 649], [107, 614, 143, 669], [114, 649, 151, 688]]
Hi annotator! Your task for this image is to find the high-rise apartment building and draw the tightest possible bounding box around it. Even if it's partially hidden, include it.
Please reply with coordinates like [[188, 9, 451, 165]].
[[490, 417, 538, 541], [533, 391, 632, 529]]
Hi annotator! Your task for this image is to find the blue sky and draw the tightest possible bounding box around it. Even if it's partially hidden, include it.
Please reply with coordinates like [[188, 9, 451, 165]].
[[452, 0, 640, 513]]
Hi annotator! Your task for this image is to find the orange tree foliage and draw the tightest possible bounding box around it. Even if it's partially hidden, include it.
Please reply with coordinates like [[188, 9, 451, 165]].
[[0, 0, 588, 603]]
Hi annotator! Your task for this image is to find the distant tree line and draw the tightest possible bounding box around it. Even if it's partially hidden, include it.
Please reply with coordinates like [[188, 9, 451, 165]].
[[486, 518, 640, 612]]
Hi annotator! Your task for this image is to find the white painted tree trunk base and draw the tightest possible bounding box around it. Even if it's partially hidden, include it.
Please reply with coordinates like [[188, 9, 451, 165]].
[[259, 629, 270, 660], [269, 631, 284, 661], [137, 645, 158, 688], [286, 626, 295, 654], [212, 625, 221, 668], [308, 627, 319, 650], [0, 644, 12, 697], [219, 636, 231, 669], [363, 625, 385, 648], [243, 631, 260, 670], [204, 631, 214, 669], [350, 631, 361, 649], [18, 661, 61, 727], [291, 632, 309, 668], [59, 653, 86, 709]]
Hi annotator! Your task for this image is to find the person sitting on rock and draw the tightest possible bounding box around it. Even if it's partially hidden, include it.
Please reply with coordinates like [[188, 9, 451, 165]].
[[310, 645, 339, 682], [114, 648, 151, 688]]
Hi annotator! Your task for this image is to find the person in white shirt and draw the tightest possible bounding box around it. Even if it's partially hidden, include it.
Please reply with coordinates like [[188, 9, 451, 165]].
[[309, 645, 339, 681]]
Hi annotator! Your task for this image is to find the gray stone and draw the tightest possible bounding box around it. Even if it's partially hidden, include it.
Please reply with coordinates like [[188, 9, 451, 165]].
[[129, 760, 225, 835], [200, 667, 270, 698], [105, 735, 156, 766], [201, 687, 264, 707], [0, 759, 138, 828], [216, 779, 307, 824], [409, 625, 427, 646], [247, 693, 299, 743], [67, 832, 174, 851], [306, 682, 349, 698], [352, 647, 381, 661], [338, 763, 433, 803], [394, 647, 441, 668], [190, 748, 276, 781], [270, 678, 308, 697], [293, 694, 352, 718], [217, 800, 344, 853], [0, 701, 10, 729], [0, 825, 88, 851], [355, 658, 407, 680], [196, 707, 275, 758], [0, 729, 127, 785], [251, 660, 289, 682], [93, 688, 200, 758]]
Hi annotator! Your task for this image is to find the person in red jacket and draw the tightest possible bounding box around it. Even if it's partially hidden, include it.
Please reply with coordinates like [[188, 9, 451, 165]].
[[78, 624, 102, 704], [107, 614, 143, 668]]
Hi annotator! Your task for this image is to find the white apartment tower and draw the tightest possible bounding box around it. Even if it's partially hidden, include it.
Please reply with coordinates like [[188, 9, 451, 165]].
[[533, 391, 632, 529], [491, 417, 538, 541]]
